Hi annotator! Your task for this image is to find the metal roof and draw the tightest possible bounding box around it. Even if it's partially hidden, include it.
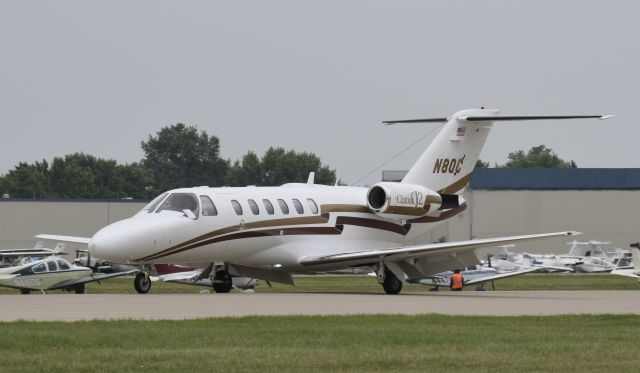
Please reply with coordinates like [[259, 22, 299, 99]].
[[383, 169, 640, 190], [470, 168, 640, 190]]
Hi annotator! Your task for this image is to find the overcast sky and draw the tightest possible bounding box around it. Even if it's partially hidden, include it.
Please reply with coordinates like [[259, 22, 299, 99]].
[[0, 1, 637, 186]]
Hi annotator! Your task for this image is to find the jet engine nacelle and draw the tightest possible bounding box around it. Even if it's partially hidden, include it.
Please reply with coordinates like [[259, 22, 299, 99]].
[[366, 182, 443, 220]]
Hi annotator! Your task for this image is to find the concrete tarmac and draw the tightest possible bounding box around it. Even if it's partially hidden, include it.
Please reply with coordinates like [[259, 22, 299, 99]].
[[1, 291, 638, 321]]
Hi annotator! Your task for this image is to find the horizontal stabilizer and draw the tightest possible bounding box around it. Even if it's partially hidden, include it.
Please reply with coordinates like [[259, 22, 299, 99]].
[[35, 234, 91, 245], [461, 115, 614, 121], [383, 114, 613, 125], [382, 117, 448, 125]]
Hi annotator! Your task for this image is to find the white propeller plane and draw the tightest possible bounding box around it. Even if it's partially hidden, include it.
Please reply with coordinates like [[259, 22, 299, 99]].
[[611, 243, 640, 279], [37, 108, 612, 294]]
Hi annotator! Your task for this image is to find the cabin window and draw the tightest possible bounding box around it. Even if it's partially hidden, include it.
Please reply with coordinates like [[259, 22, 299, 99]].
[[142, 193, 168, 213], [292, 198, 304, 214], [32, 263, 46, 273], [156, 193, 200, 218], [57, 260, 70, 270], [263, 199, 275, 215], [248, 199, 260, 215], [46, 261, 58, 272], [307, 198, 319, 214], [231, 200, 243, 215], [200, 195, 218, 216], [277, 199, 289, 214]]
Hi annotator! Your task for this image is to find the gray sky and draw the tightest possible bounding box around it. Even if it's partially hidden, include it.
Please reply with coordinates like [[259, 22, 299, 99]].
[[0, 1, 637, 186]]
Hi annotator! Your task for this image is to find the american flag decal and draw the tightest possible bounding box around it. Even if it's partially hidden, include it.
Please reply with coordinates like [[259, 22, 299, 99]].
[[457, 127, 465, 136]]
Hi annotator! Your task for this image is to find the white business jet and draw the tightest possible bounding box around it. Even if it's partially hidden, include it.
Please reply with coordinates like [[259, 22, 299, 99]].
[[37, 108, 612, 294]]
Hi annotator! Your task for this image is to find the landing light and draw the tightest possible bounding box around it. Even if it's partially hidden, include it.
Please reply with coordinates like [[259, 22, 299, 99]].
[[272, 264, 283, 268]]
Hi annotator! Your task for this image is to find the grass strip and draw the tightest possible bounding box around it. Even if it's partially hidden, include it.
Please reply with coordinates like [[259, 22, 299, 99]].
[[1, 314, 638, 372]]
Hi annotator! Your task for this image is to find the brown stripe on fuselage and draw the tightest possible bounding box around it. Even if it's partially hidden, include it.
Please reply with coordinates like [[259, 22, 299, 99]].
[[407, 202, 467, 223], [384, 205, 427, 216], [336, 216, 411, 236], [320, 204, 371, 214], [137, 214, 332, 261], [136, 225, 344, 261]]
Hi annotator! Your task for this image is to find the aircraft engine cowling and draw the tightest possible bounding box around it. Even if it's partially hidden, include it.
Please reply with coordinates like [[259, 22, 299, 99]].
[[366, 182, 443, 220]]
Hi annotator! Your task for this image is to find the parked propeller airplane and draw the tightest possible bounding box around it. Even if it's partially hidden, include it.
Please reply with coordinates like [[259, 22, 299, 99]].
[[0, 256, 138, 294], [37, 108, 612, 294]]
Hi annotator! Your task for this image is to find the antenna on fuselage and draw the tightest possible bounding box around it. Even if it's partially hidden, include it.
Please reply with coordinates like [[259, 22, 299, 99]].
[[307, 172, 315, 185]]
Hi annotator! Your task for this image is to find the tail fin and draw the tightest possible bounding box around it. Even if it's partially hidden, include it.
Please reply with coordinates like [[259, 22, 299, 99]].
[[384, 109, 612, 194]]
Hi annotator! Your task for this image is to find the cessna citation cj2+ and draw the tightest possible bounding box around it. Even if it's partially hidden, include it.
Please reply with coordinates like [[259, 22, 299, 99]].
[[37, 108, 612, 294]]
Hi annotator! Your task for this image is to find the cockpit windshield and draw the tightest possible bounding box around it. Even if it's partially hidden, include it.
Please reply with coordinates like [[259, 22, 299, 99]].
[[155, 193, 200, 218], [141, 193, 168, 213]]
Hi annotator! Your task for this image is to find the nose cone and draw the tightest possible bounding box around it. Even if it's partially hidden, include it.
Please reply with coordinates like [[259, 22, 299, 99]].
[[89, 220, 134, 262], [89, 214, 192, 263]]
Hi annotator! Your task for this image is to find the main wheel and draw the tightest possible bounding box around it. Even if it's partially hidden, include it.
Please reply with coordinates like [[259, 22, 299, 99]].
[[74, 283, 85, 294], [134, 272, 151, 294], [20, 288, 31, 295], [382, 271, 403, 295], [212, 270, 232, 293]]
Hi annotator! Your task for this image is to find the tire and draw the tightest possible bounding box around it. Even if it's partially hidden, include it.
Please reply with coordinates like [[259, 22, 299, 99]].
[[74, 283, 85, 294], [382, 271, 403, 295], [20, 288, 31, 295], [134, 272, 151, 294], [212, 270, 232, 293]]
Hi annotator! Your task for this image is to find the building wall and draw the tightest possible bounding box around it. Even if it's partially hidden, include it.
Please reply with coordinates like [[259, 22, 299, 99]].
[[426, 190, 640, 253], [1, 190, 639, 255], [0, 201, 145, 250]]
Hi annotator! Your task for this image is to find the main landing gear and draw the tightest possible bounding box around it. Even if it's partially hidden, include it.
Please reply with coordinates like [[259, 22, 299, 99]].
[[212, 269, 232, 293], [378, 269, 403, 295], [134, 272, 151, 294]]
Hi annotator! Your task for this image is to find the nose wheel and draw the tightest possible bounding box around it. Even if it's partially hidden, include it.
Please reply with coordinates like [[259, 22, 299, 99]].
[[134, 272, 151, 294]]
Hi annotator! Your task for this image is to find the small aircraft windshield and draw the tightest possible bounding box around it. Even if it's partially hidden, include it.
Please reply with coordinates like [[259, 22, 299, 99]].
[[141, 193, 169, 213], [156, 193, 200, 218]]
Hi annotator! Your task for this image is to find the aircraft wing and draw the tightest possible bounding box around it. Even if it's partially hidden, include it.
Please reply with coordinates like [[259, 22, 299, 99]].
[[464, 267, 539, 285], [35, 234, 91, 245], [610, 269, 640, 279], [300, 231, 580, 272], [49, 269, 138, 290], [533, 264, 575, 272]]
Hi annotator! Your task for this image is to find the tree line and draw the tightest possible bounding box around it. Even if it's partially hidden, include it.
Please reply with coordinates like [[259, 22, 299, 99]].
[[476, 145, 577, 168], [0, 124, 337, 199], [0, 122, 575, 199]]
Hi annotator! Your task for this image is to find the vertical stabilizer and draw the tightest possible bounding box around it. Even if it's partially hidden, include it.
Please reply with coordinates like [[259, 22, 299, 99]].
[[401, 108, 496, 194]]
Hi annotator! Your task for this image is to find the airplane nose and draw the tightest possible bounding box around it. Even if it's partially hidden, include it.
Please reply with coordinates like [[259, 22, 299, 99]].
[[88, 220, 137, 262]]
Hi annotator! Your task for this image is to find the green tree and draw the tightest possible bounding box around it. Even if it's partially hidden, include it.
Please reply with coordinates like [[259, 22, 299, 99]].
[[502, 145, 577, 168], [141, 123, 229, 193], [227, 147, 337, 186], [112, 163, 155, 199], [3, 160, 51, 198], [475, 159, 490, 168], [48, 153, 118, 198]]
